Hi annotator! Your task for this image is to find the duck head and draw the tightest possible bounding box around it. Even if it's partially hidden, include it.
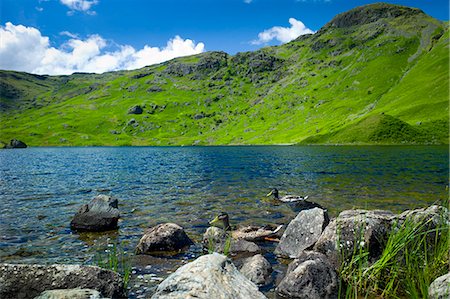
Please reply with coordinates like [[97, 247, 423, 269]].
[[209, 212, 231, 231], [266, 188, 279, 199]]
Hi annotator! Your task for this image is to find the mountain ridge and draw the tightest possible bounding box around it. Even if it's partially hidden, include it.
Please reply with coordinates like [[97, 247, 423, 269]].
[[0, 2, 448, 146]]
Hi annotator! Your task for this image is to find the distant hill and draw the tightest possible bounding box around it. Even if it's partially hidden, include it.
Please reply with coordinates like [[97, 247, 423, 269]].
[[0, 3, 448, 146]]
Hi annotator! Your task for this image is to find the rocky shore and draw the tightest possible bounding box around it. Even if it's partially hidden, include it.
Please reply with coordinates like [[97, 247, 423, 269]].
[[0, 195, 448, 299]]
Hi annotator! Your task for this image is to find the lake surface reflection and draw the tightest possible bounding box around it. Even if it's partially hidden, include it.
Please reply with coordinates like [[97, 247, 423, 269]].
[[0, 146, 448, 297]]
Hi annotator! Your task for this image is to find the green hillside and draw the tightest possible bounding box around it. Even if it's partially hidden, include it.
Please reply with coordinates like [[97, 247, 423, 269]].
[[0, 3, 448, 146]]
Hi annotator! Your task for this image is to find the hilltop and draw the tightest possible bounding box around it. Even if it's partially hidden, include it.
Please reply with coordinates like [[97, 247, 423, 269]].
[[0, 3, 448, 146]]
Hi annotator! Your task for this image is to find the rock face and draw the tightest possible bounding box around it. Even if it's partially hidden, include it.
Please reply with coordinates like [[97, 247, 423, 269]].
[[202, 227, 261, 256], [314, 209, 394, 268], [239, 254, 272, 286], [0, 264, 124, 299], [275, 207, 329, 258], [3, 139, 27, 149], [70, 195, 120, 231], [151, 253, 267, 299], [136, 223, 193, 255], [276, 251, 338, 299], [428, 272, 450, 299], [128, 105, 143, 114], [34, 288, 104, 299]]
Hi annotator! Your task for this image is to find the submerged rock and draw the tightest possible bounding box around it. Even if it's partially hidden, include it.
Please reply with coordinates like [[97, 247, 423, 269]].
[[314, 209, 393, 268], [275, 207, 329, 258], [34, 288, 104, 299], [70, 195, 120, 231], [151, 253, 267, 299], [428, 272, 450, 299], [276, 251, 338, 299], [136, 223, 193, 255], [202, 226, 261, 256], [0, 264, 123, 299], [239, 254, 272, 286]]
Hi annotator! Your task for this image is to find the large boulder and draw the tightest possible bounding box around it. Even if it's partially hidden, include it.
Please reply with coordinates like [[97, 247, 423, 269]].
[[127, 105, 143, 114], [151, 253, 267, 299], [136, 223, 193, 255], [0, 264, 123, 299], [34, 288, 104, 299], [428, 272, 450, 299], [239, 254, 272, 286], [276, 251, 338, 299], [275, 207, 329, 258], [70, 195, 120, 231], [202, 227, 261, 256], [314, 209, 394, 268], [3, 139, 27, 149]]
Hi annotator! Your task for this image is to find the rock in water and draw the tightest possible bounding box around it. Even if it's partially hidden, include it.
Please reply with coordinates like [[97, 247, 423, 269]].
[[151, 253, 267, 299], [275, 207, 329, 258], [202, 227, 261, 256], [0, 264, 124, 299], [314, 209, 393, 269], [276, 251, 338, 299], [239, 254, 272, 286], [135, 223, 193, 255], [34, 288, 104, 299], [428, 272, 450, 299], [3, 139, 27, 149], [70, 195, 120, 231]]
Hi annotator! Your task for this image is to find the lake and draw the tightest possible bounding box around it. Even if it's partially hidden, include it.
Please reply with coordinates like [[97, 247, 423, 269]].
[[0, 146, 448, 297]]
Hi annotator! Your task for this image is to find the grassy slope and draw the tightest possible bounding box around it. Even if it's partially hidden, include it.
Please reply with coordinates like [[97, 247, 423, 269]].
[[0, 3, 448, 146]]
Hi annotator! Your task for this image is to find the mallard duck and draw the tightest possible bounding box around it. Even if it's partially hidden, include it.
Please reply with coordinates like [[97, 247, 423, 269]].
[[266, 188, 308, 203], [209, 212, 283, 242]]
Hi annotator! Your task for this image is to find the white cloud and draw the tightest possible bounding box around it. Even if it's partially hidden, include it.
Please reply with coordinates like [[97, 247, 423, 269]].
[[244, 0, 253, 3], [60, 0, 99, 15], [0, 22, 205, 75], [252, 18, 314, 45]]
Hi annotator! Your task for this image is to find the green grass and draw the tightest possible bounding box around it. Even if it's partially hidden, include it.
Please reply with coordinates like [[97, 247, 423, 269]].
[[0, 3, 448, 146], [95, 241, 132, 290], [339, 208, 449, 298]]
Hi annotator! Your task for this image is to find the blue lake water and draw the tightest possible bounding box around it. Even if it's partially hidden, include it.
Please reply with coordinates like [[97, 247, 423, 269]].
[[0, 146, 448, 296]]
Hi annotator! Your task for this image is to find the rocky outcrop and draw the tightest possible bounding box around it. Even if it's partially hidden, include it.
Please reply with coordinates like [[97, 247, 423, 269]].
[[34, 288, 105, 299], [128, 105, 143, 114], [136, 223, 193, 255], [275, 207, 329, 258], [276, 251, 338, 299], [202, 227, 261, 256], [70, 195, 120, 231], [314, 209, 394, 268], [3, 139, 27, 149], [151, 253, 267, 299], [239, 254, 272, 286], [429, 273, 450, 299], [0, 264, 123, 299]]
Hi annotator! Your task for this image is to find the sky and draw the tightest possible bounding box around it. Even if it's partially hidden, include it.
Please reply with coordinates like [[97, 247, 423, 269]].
[[1, 0, 448, 75]]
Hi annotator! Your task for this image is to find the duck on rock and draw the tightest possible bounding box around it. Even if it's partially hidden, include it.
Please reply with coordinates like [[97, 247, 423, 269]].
[[266, 188, 308, 203], [209, 212, 283, 242]]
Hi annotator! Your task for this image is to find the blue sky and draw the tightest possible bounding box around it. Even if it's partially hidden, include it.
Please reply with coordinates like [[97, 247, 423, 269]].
[[1, 0, 448, 75]]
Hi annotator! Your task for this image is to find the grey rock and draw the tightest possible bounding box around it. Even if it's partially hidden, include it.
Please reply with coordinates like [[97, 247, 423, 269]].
[[151, 253, 267, 299], [275, 207, 329, 258], [202, 227, 261, 256], [4, 139, 27, 149], [128, 105, 143, 114], [239, 254, 272, 286], [136, 223, 193, 255], [314, 209, 394, 269], [276, 251, 338, 299], [34, 288, 105, 299], [429, 273, 450, 299], [0, 264, 124, 299], [70, 195, 120, 231]]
